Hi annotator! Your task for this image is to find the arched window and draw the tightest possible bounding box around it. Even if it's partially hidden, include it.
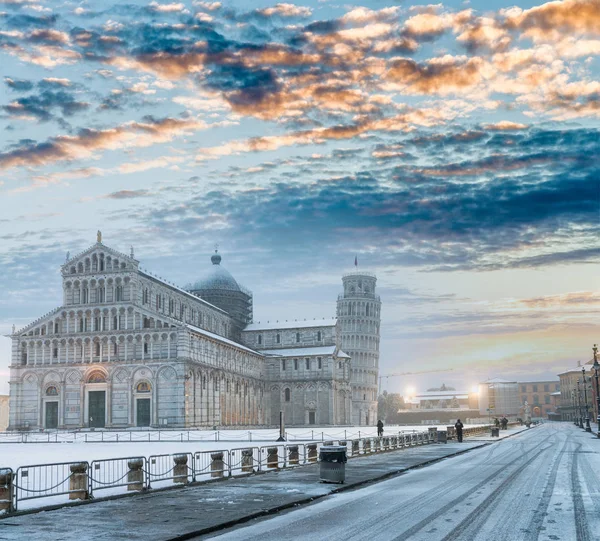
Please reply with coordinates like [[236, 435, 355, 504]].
[[284, 388, 291, 402], [296, 332, 300, 343], [258, 334, 262, 345], [46, 386, 58, 396], [95, 342, 100, 356], [276, 333, 280, 344], [317, 331, 322, 341], [115, 286, 123, 301]]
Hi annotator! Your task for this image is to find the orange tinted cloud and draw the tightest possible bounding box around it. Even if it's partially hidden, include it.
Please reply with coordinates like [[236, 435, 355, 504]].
[[386, 56, 485, 94], [0, 117, 206, 171]]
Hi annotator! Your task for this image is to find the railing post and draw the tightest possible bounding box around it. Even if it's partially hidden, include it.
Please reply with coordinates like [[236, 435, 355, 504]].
[[352, 440, 359, 457], [241, 449, 254, 473], [288, 445, 299, 465], [306, 443, 318, 463], [127, 459, 144, 491], [266, 447, 279, 469], [69, 462, 89, 500], [173, 454, 189, 484], [0, 469, 14, 514], [210, 452, 224, 478]]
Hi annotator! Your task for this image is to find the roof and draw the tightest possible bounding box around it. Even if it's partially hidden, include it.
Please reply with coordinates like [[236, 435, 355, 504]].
[[481, 378, 517, 384], [258, 345, 341, 358], [412, 391, 470, 399], [188, 251, 250, 294], [244, 318, 337, 331], [186, 324, 262, 356], [139, 270, 227, 315]]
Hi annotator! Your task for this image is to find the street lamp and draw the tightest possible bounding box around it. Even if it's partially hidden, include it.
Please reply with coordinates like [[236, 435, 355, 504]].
[[582, 367, 592, 432], [577, 379, 583, 428], [592, 344, 600, 438]]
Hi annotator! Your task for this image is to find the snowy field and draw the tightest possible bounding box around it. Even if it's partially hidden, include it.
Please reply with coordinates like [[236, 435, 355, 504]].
[[0, 425, 474, 469], [0, 424, 490, 513]]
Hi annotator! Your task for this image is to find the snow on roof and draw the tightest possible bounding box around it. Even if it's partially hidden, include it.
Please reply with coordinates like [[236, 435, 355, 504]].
[[258, 345, 339, 358], [244, 318, 336, 332], [481, 378, 517, 384], [413, 391, 470, 399], [186, 324, 262, 356], [338, 350, 351, 359]]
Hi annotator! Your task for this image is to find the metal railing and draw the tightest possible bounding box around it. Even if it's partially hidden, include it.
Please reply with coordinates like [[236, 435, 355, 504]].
[[1, 427, 477, 514]]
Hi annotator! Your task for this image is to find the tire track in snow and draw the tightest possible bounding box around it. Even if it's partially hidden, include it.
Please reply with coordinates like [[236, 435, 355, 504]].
[[439, 439, 556, 541], [392, 432, 554, 541], [523, 435, 569, 540], [571, 443, 591, 541]]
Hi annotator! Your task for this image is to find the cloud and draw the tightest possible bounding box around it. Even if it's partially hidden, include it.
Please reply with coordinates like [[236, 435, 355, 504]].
[[504, 0, 600, 41], [2, 89, 89, 123], [0, 116, 207, 171], [4, 76, 33, 91], [386, 55, 485, 95], [482, 121, 529, 130], [104, 189, 151, 199]]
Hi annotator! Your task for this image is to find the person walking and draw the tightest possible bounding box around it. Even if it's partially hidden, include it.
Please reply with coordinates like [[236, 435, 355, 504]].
[[377, 419, 384, 437], [454, 419, 464, 442]]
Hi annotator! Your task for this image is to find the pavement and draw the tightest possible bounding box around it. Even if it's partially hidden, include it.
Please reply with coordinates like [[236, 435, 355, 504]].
[[205, 423, 600, 541], [0, 426, 530, 541]]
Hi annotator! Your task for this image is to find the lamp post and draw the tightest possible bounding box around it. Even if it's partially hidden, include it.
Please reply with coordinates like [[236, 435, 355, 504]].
[[577, 379, 583, 428], [572, 390, 577, 425], [582, 367, 592, 432], [592, 344, 600, 438]]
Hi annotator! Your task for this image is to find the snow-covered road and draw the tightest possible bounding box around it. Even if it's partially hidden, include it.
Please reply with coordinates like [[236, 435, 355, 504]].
[[207, 423, 600, 541]]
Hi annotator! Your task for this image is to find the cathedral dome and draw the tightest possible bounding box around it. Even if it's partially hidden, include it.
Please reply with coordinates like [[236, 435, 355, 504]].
[[190, 250, 241, 292]]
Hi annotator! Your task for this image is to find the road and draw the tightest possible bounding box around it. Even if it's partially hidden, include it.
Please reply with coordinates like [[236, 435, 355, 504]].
[[206, 424, 600, 541]]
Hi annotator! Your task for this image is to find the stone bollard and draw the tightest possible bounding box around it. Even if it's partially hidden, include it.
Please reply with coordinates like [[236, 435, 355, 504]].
[[241, 449, 254, 473], [127, 459, 144, 492], [363, 439, 371, 453], [352, 440, 359, 456], [307, 443, 318, 463], [447, 426, 455, 440], [288, 446, 299, 465], [382, 437, 390, 450], [173, 454, 188, 484], [267, 447, 279, 469], [0, 469, 13, 512], [390, 436, 397, 449], [211, 452, 225, 478], [428, 427, 438, 443], [69, 463, 89, 500]]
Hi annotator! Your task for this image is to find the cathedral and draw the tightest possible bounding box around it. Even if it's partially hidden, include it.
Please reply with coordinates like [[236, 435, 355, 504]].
[[7, 234, 381, 430]]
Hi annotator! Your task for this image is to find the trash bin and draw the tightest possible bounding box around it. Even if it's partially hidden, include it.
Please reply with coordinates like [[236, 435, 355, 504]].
[[491, 427, 500, 437], [437, 430, 447, 444], [319, 445, 347, 484]]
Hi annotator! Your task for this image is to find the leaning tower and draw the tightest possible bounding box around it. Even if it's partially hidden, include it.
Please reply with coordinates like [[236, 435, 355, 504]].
[[337, 271, 381, 426]]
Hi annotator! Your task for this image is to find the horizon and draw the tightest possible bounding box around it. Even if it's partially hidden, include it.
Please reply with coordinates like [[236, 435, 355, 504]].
[[0, 0, 598, 395]]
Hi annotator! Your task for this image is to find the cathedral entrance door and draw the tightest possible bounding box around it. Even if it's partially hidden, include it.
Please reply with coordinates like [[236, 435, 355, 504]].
[[45, 402, 58, 429], [308, 411, 316, 425], [136, 398, 151, 427], [88, 391, 106, 428]]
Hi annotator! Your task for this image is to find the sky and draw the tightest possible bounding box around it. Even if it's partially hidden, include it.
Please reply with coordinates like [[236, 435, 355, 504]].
[[0, 0, 598, 396]]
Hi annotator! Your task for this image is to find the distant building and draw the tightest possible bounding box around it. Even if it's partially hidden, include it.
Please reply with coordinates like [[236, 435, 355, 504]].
[[395, 388, 479, 425], [558, 360, 595, 422], [405, 390, 479, 411], [517, 380, 560, 419], [0, 396, 8, 431], [478, 378, 519, 417]]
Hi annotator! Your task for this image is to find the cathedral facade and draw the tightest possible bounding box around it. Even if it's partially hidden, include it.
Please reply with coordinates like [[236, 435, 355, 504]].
[[7, 237, 380, 430]]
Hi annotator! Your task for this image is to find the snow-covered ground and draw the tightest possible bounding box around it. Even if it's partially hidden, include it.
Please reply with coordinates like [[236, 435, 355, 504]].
[[0, 424, 479, 469]]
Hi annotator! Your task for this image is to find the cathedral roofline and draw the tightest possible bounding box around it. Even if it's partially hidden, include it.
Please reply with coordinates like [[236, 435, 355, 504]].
[[62, 242, 139, 270], [139, 270, 228, 316], [243, 318, 337, 332]]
